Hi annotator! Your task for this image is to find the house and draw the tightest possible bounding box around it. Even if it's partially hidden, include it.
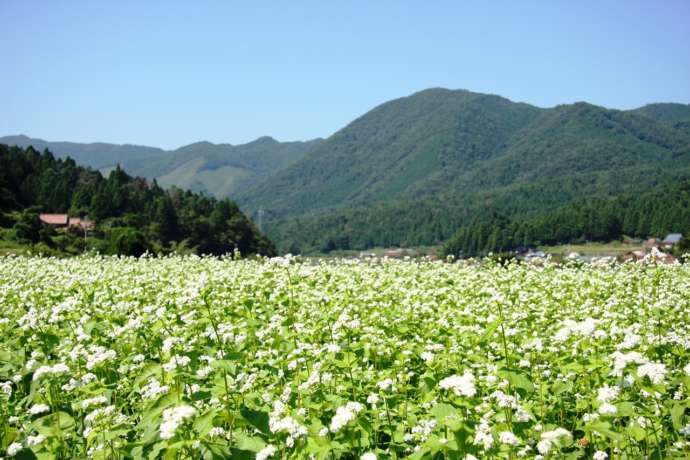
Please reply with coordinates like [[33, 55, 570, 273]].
[[384, 249, 403, 258], [643, 238, 660, 249], [68, 217, 95, 231], [620, 250, 646, 262], [39, 213, 94, 231], [662, 233, 683, 247], [39, 213, 68, 227]]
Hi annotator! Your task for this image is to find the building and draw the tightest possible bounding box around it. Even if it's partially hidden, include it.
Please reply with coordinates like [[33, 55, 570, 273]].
[[68, 217, 95, 231], [39, 213, 68, 227], [39, 213, 94, 231], [662, 233, 683, 247], [643, 238, 660, 249]]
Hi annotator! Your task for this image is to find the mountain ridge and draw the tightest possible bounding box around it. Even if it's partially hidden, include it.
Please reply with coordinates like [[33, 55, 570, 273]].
[[0, 134, 323, 198]]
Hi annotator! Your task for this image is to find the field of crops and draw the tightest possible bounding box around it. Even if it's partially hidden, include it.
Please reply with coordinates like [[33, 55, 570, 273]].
[[1, 255, 689, 459]]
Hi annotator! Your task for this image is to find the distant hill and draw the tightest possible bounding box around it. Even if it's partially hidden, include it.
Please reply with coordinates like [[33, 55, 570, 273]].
[[236, 89, 690, 252], [5, 89, 690, 253], [630, 102, 690, 123], [0, 135, 322, 198]]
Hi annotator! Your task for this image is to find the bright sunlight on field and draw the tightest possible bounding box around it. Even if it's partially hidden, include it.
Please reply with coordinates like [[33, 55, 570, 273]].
[[1, 255, 689, 459]]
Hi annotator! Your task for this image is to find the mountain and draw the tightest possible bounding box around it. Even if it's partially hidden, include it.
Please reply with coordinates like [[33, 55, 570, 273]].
[[238, 89, 544, 215], [5, 89, 690, 254], [630, 102, 690, 123], [0, 135, 321, 198], [236, 89, 690, 252]]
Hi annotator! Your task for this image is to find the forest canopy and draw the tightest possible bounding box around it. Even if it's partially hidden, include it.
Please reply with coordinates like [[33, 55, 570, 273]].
[[0, 144, 275, 256]]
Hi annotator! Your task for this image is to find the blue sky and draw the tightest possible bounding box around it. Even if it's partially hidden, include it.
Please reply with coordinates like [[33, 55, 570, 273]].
[[2, 0, 689, 149]]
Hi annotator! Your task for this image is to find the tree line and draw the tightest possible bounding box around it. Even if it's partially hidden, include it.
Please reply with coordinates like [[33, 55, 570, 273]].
[[443, 180, 690, 257], [0, 144, 275, 256]]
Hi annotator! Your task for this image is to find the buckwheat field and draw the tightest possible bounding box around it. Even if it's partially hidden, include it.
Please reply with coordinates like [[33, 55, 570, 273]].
[[1, 255, 689, 460]]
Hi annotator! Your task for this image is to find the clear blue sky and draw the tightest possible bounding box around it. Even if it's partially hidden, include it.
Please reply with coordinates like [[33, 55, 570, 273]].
[[2, 0, 689, 149]]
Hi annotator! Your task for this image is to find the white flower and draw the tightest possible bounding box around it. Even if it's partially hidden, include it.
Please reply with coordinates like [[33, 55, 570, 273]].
[[473, 420, 493, 450], [141, 377, 170, 400], [26, 434, 46, 446], [598, 403, 617, 416], [256, 444, 277, 460], [160, 405, 197, 439], [29, 403, 50, 415], [596, 385, 619, 403], [7, 442, 23, 456], [367, 393, 380, 405], [637, 362, 667, 384], [499, 431, 519, 445], [684, 363, 690, 376], [81, 395, 108, 409], [329, 401, 364, 433], [208, 427, 225, 438], [360, 453, 377, 460], [609, 351, 647, 377], [593, 451, 608, 460], [537, 428, 571, 454], [85, 347, 117, 370], [377, 378, 394, 391], [33, 363, 70, 381], [1, 380, 12, 396], [439, 372, 476, 397], [421, 351, 434, 363]]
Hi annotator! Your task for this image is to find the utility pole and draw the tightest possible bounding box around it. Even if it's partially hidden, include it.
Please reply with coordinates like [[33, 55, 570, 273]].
[[257, 208, 264, 233]]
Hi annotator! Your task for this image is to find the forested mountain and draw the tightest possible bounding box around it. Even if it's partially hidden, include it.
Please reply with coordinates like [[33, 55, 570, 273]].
[[0, 144, 275, 256], [0, 135, 321, 198], [238, 89, 544, 215], [443, 179, 690, 257], [630, 103, 690, 123], [4, 89, 690, 255], [236, 89, 690, 253]]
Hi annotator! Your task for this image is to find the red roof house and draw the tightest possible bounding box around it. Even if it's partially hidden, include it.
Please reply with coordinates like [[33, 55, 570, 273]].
[[39, 213, 69, 226]]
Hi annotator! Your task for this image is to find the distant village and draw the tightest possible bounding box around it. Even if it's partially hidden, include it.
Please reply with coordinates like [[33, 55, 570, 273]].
[[36, 213, 682, 263], [369, 233, 684, 264]]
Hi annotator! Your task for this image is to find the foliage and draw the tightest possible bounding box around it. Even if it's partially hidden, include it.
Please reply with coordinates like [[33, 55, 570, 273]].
[[0, 144, 275, 256], [236, 90, 690, 252], [0, 135, 321, 198], [1, 255, 690, 459], [443, 180, 690, 257]]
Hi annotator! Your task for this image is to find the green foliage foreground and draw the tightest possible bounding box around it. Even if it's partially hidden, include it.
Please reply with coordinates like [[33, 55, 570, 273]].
[[1, 255, 689, 459]]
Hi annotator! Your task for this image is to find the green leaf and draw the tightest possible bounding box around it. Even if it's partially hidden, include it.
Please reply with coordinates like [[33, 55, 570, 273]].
[[235, 433, 266, 452], [211, 360, 237, 373], [31, 411, 75, 436], [240, 407, 270, 435], [430, 402, 457, 422], [670, 402, 686, 430], [551, 380, 572, 396], [224, 351, 244, 360], [586, 420, 622, 442], [13, 449, 38, 460], [499, 369, 534, 394], [480, 318, 502, 342], [194, 409, 218, 436]]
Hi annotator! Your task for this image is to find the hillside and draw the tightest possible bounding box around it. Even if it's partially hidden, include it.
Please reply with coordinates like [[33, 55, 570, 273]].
[[4, 89, 690, 254], [0, 144, 275, 256], [0, 135, 321, 198], [237, 89, 690, 252], [238, 89, 544, 214]]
